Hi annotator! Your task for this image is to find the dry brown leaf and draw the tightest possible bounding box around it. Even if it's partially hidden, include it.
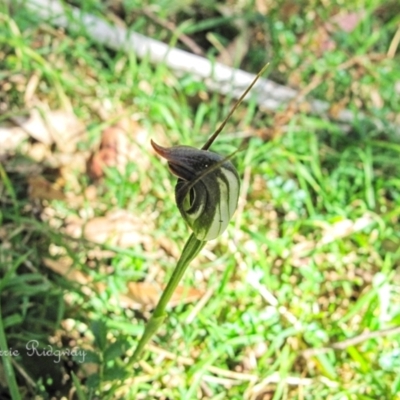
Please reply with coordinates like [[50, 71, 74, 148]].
[[24, 72, 41, 105], [329, 11, 365, 33], [291, 215, 374, 261], [300, 25, 336, 57], [87, 125, 119, 179], [215, 33, 249, 67], [296, 11, 364, 58], [43, 257, 202, 310], [43, 257, 90, 285], [83, 210, 152, 248], [25, 141, 50, 162], [319, 216, 373, 245], [44, 257, 105, 300], [157, 236, 180, 260], [0, 123, 28, 155], [12, 108, 84, 152], [370, 88, 384, 109], [64, 210, 153, 249], [87, 119, 149, 180], [28, 175, 66, 201], [329, 97, 349, 119], [126, 282, 204, 308]]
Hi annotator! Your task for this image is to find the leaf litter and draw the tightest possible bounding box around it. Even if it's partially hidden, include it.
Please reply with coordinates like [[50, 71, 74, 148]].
[[0, 106, 195, 312]]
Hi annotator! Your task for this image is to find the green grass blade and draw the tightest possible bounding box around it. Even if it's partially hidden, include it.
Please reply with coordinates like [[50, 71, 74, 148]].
[[0, 300, 21, 400]]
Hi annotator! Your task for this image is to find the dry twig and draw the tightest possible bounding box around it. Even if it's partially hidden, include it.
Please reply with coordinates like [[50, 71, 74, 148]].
[[302, 326, 400, 358]]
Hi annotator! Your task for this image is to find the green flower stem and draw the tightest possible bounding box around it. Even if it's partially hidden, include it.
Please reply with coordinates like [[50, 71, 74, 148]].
[[131, 233, 205, 363]]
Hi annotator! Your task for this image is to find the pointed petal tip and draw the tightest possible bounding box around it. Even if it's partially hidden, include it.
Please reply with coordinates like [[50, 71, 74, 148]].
[[150, 139, 159, 151], [151, 139, 170, 159]]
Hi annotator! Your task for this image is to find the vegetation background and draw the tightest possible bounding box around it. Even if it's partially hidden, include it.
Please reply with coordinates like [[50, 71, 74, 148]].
[[1, 0, 400, 399]]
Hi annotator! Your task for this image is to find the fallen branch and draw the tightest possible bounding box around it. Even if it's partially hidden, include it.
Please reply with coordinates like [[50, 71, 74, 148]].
[[302, 326, 400, 358], [23, 0, 355, 123]]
